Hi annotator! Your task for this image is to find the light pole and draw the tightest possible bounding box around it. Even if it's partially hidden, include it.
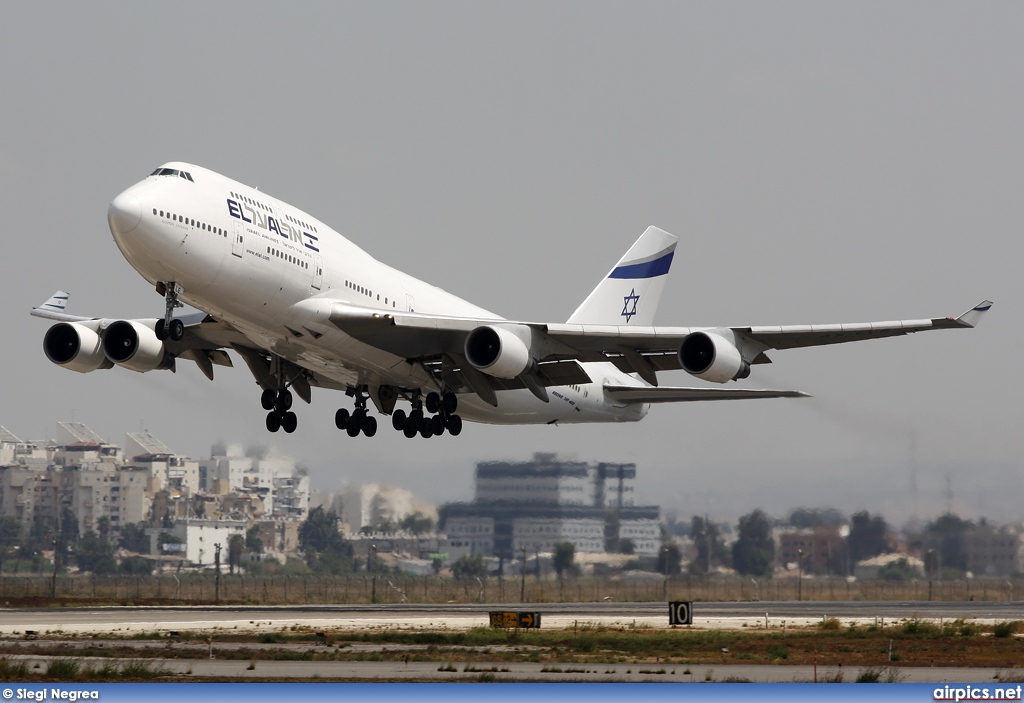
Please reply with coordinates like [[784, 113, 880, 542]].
[[520, 545, 527, 603], [797, 548, 804, 601], [371, 544, 377, 604]]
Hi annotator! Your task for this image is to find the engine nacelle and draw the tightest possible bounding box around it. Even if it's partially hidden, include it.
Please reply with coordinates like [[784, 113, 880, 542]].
[[678, 331, 750, 383], [464, 324, 532, 379], [102, 320, 172, 373], [43, 322, 111, 373]]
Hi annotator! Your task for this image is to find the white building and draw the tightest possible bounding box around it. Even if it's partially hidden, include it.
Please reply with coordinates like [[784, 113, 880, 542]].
[[171, 518, 247, 566]]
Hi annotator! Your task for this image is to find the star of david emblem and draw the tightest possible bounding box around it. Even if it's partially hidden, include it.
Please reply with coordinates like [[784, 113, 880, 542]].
[[621, 288, 640, 323]]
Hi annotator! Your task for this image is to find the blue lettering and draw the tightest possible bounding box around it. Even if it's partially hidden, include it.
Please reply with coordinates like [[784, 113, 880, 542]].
[[227, 199, 243, 220], [268, 216, 281, 236]]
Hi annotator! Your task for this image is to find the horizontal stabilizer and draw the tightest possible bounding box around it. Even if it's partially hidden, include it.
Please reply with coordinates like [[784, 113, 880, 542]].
[[604, 385, 809, 404], [953, 300, 993, 329]]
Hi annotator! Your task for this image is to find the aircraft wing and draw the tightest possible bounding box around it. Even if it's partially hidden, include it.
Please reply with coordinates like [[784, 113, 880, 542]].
[[329, 299, 992, 389], [604, 385, 809, 404]]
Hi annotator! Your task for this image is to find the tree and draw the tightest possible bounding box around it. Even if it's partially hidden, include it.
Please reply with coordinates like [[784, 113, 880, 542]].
[[658, 543, 682, 576], [451, 554, 487, 581], [787, 507, 845, 529], [118, 522, 149, 554], [847, 511, 888, 565], [732, 509, 775, 577], [246, 526, 264, 555], [924, 513, 973, 574], [75, 532, 117, 574], [0, 516, 21, 575], [399, 512, 435, 535], [690, 516, 728, 573], [618, 538, 636, 555], [878, 558, 918, 582], [228, 533, 245, 574], [298, 507, 354, 574], [553, 542, 576, 580], [120, 556, 153, 575]]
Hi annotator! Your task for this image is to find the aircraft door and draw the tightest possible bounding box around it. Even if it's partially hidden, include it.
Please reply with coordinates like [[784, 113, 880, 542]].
[[231, 221, 245, 257], [311, 254, 323, 291]]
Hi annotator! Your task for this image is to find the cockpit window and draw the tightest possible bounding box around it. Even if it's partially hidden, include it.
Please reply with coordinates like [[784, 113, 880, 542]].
[[149, 167, 194, 182]]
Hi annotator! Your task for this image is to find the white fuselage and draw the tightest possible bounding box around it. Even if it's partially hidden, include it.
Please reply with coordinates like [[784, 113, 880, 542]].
[[107, 162, 648, 425]]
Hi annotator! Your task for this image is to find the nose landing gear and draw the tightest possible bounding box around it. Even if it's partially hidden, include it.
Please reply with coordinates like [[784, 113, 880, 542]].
[[154, 282, 185, 342]]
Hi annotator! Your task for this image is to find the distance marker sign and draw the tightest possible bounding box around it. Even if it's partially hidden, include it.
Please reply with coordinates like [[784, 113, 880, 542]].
[[489, 611, 542, 629], [668, 601, 692, 626]]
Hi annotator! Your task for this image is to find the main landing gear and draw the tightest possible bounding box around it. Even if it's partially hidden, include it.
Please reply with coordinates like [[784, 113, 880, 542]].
[[334, 392, 377, 437], [391, 391, 462, 439], [154, 282, 185, 342], [263, 387, 298, 434]]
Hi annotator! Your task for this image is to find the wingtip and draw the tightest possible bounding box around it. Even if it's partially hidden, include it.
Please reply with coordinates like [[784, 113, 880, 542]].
[[955, 299, 993, 328]]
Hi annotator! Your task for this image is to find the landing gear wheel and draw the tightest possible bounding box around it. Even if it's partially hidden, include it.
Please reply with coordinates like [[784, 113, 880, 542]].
[[335, 408, 350, 430], [261, 389, 277, 411], [391, 409, 407, 431], [363, 416, 377, 437], [429, 415, 445, 436], [155, 319, 168, 341], [442, 391, 458, 415], [445, 414, 463, 436], [276, 389, 293, 411], [281, 411, 297, 434], [347, 409, 365, 437], [403, 421, 418, 438], [168, 318, 185, 341], [419, 422, 434, 439], [266, 412, 281, 433], [426, 392, 441, 414]]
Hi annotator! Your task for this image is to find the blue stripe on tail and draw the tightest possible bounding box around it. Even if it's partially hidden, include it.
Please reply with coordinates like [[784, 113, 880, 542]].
[[609, 251, 674, 279]]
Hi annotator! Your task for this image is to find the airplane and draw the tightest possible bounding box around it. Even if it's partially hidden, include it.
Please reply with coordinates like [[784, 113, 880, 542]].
[[31, 162, 992, 439]]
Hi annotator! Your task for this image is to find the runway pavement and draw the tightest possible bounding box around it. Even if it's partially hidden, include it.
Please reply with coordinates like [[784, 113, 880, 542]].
[[1, 600, 1022, 636]]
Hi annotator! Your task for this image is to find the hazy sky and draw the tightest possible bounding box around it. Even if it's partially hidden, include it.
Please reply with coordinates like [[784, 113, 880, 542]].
[[2, 2, 1020, 525]]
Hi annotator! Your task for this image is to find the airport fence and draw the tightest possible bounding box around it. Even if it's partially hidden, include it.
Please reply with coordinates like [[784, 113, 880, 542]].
[[0, 572, 1021, 605]]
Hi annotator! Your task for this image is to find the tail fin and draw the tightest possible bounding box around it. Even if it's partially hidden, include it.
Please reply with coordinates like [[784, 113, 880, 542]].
[[567, 226, 677, 325]]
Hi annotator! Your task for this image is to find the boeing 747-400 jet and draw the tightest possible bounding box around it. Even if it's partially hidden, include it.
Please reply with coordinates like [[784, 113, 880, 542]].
[[32, 162, 992, 439]]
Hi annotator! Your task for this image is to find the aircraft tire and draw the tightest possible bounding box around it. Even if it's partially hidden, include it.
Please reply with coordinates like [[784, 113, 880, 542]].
[[282, 412, 297, 434], [363, 416, 377, 437], [426, 392, 441, 414], [266, 412, 281, 433], [261, 389, 277, 411], [429, 415, 445, 436], [442, 391, 458, 415], [446, 414, 463, 436], [335, 408, 349, 429], [419, 423, 434, 439], [347, 409, 365, 437], [169, 318, 185, 341], [391, 409, 406, 431], [277, 389, 293, 411], [403, 421, 418, 438], [155, 319, 168, 341]]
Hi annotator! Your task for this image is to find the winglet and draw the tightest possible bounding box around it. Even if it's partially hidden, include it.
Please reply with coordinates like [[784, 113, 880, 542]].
[[36, 290, 70, 314], [954, 300, 993, 328]]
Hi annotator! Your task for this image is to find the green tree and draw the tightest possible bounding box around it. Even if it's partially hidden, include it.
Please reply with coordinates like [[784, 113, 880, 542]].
[[925, 513, 973, 574], [878, 558, 918, 582], [246, 526, 264, 555], [618, 538, 636, 555], [658, 542, 682, 576], [118, 522, 149, 553], [690, 516, 728, 573], [451, 554, 487, 581], [119, 556, 153, 575], [75, 532, 117, 574], [732, 509, 775, 577], [0, 516, 21, 574], [399, 512, 435, 535], [848, 511, 888, 565], [553, 542, 576, 580], [228, 533, 245, 574], [299, 507, 354, 574]]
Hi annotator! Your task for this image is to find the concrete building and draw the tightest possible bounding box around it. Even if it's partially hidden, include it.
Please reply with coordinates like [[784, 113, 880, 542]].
[[439, 453, 661, 560]]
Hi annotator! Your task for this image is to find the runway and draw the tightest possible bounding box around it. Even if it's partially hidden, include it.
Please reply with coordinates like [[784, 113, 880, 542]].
[[1, 600, 1021, 636]]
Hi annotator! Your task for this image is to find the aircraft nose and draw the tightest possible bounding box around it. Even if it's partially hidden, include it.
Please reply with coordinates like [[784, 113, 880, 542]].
[[108, 188, 142, 235]]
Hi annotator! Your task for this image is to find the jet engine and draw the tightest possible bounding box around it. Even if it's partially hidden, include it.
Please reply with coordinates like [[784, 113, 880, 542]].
[[43, 322, 111, 373], [464, 324, 532, 379], [102, 320, 173, 372], [678, 331, 750, 383]]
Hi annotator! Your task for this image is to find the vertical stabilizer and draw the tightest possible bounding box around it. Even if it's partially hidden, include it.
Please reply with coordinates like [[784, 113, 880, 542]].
[[566, 226, 677, 325]]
